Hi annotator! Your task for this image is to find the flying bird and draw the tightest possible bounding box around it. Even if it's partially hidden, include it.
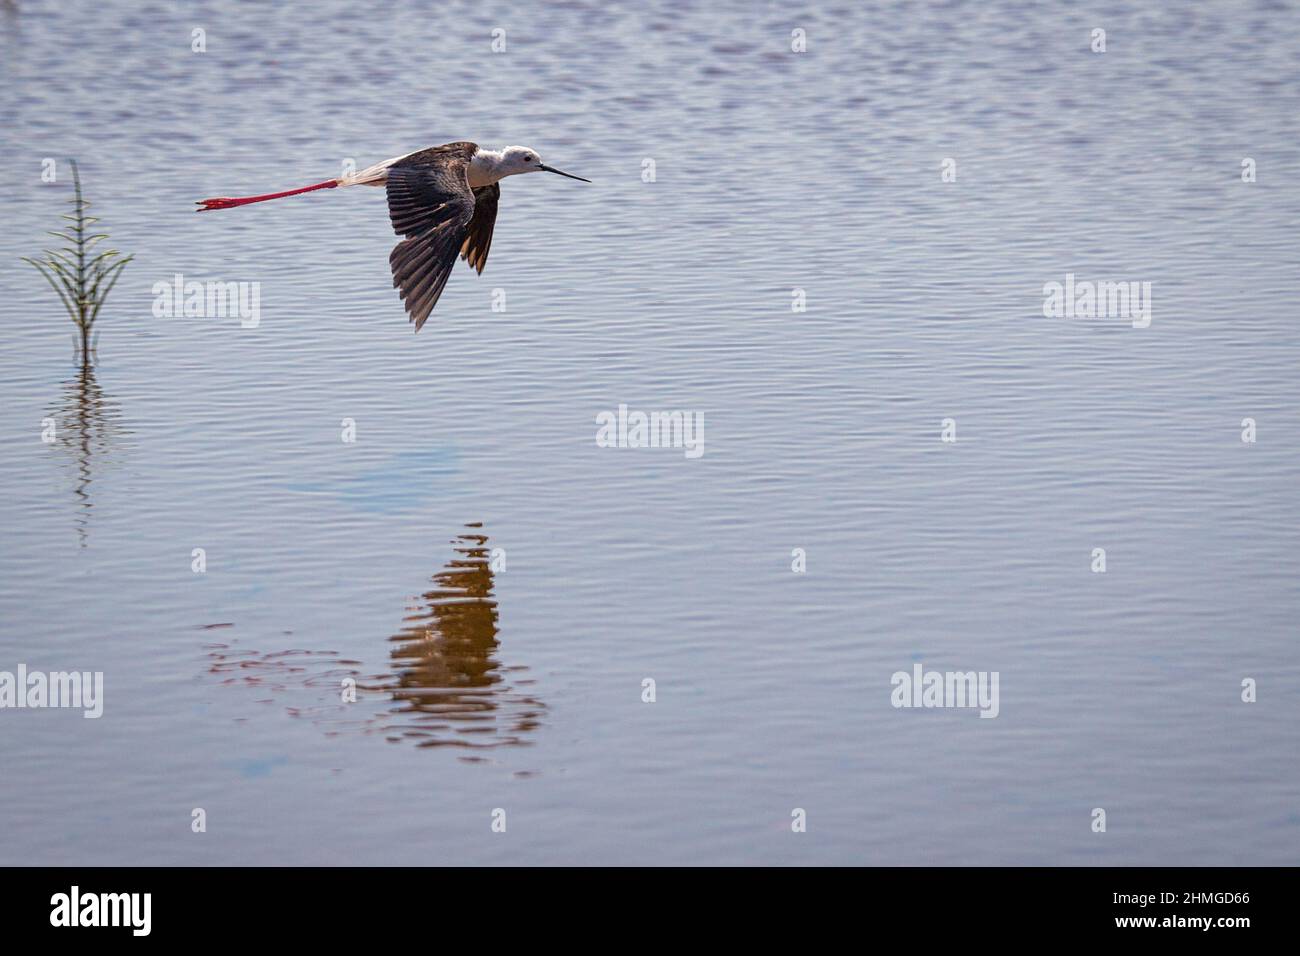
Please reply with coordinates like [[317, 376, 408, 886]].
[[196, 142, 590, 330]]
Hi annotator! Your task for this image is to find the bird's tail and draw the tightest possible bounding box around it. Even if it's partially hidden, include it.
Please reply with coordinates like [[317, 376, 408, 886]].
[[196, 178, 340, 211]]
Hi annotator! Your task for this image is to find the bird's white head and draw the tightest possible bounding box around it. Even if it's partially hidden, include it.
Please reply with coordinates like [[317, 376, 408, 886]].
[[473, 146, 592, 186], [500, 145, 545, 176]]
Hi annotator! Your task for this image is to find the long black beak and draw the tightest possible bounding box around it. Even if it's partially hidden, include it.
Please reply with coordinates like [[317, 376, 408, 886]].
[[539, 164, 591, 183]]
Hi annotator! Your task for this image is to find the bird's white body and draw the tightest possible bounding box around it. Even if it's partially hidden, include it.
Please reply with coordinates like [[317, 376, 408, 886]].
[[338, 151, 410, 187]]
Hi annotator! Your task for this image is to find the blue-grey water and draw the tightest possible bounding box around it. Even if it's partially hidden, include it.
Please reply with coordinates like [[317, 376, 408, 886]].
[[1, 0, 1298, 865]]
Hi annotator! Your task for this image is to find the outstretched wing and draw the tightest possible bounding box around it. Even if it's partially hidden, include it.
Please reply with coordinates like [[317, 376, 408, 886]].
[[386, 143, 478, 331], [459, 184, 500, 275]]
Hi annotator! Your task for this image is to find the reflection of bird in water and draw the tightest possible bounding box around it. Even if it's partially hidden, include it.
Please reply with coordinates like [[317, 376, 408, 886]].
[[199, 526, 542, 752], [372, 524, 544, 749], [45, 363, 127, 548]]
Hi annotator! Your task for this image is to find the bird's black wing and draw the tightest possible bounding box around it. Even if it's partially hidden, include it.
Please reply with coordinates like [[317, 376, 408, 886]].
[[386, 144, 478, 331], [459, 184, 500, 275]]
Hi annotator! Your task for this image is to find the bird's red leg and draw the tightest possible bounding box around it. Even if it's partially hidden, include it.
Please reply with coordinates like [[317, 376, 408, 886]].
[[196, 179, 340, 211]]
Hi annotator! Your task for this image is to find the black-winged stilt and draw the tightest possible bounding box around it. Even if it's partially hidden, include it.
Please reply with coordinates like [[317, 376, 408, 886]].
[[197, 142, 590, 331]]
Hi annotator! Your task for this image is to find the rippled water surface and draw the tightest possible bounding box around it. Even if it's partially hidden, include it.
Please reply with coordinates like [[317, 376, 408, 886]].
[[2, 0, 1299, 865]]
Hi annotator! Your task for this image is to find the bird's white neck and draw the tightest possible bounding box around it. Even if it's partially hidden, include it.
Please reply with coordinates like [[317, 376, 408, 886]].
[[468, 150, 507, 188]]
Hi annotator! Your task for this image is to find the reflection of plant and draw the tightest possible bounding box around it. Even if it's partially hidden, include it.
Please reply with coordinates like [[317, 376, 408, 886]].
[[22, 159, 133, 362], [49, 363, 127, 549]]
